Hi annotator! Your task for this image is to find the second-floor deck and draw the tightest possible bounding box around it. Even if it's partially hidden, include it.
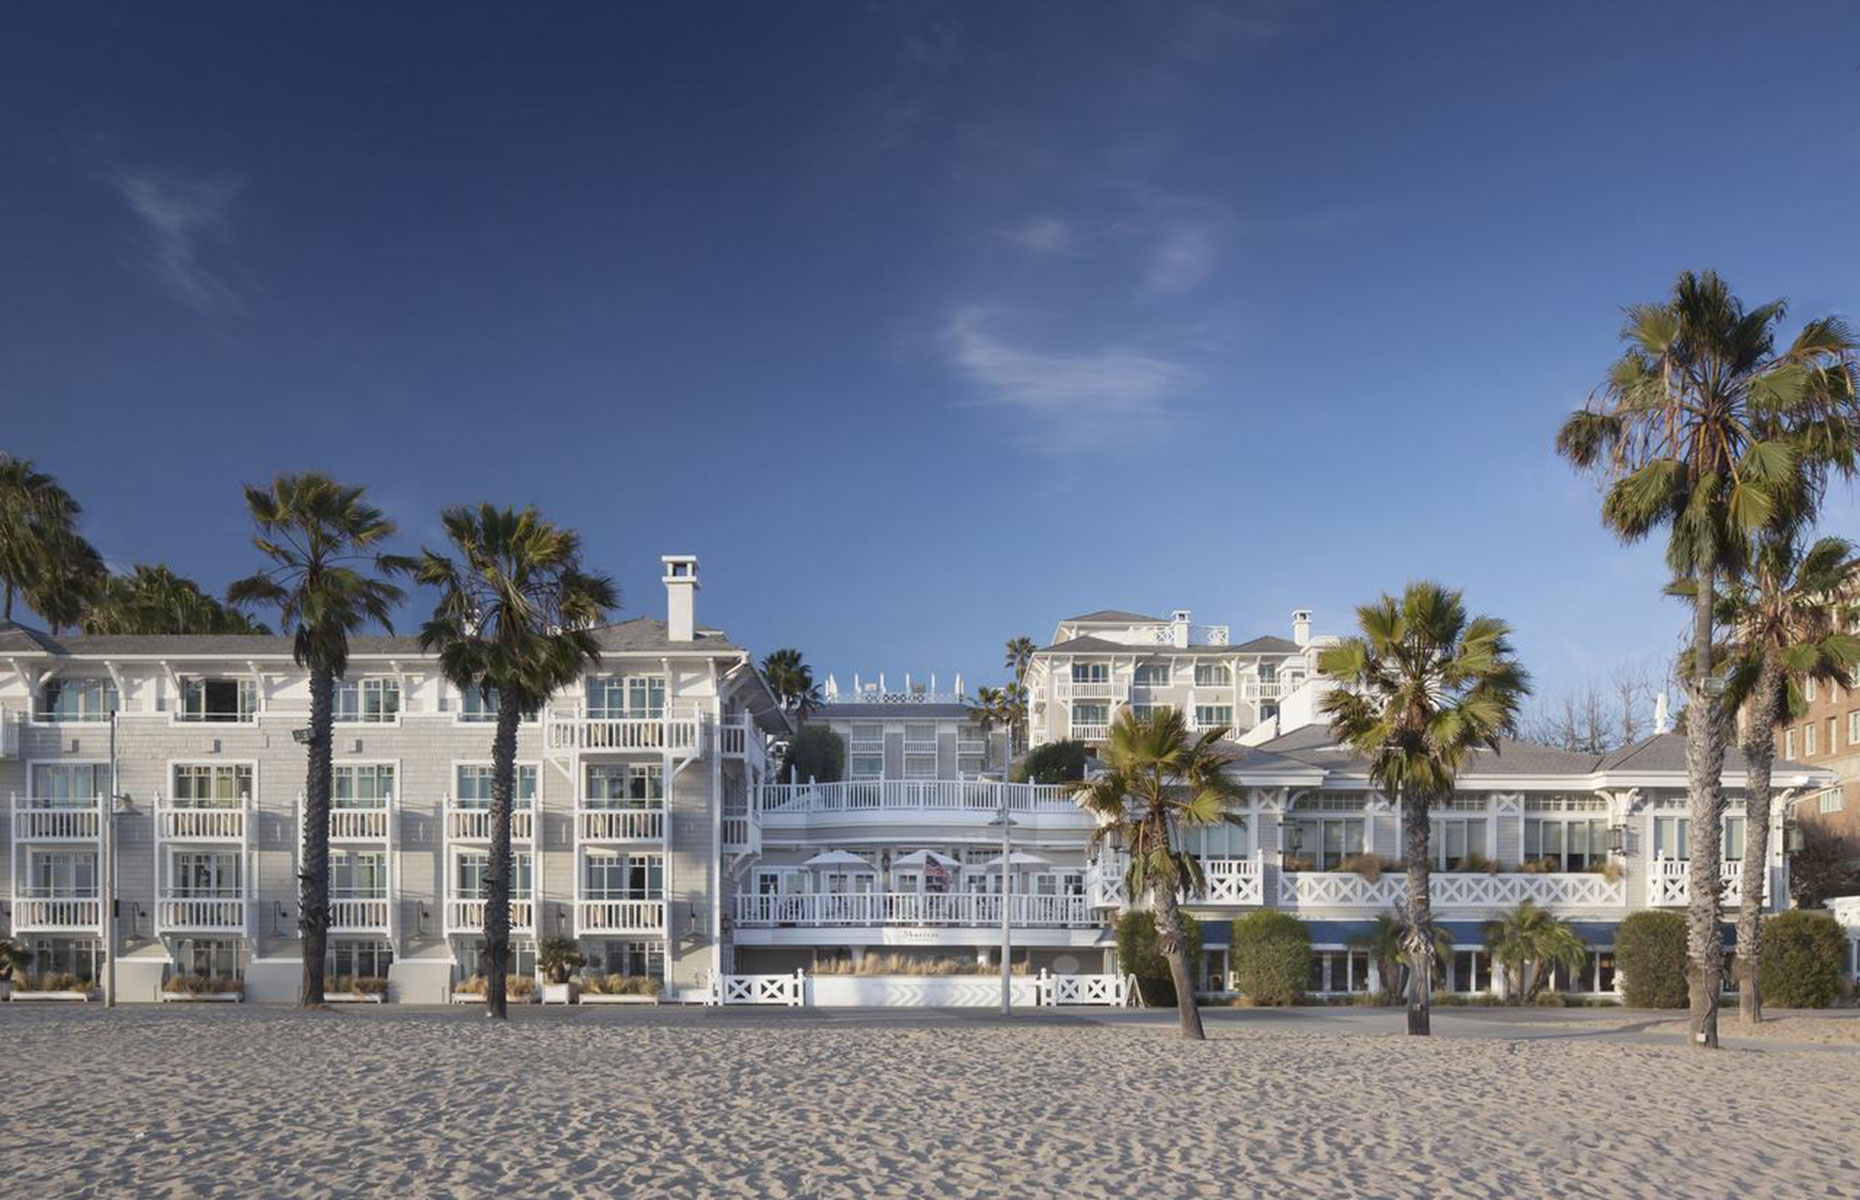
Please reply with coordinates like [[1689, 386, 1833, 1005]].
[[734, 891, 1094, 929], [761, 780, 1076, 815]]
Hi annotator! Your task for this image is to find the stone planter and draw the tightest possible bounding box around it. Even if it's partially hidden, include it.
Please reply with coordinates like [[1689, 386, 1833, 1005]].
[[11, 989, 98, 1003], [579, 992, 661, 1005], [326, 992, 386, 1004], [159, 991, 243, 1003], [541, 980, 580, 1005]]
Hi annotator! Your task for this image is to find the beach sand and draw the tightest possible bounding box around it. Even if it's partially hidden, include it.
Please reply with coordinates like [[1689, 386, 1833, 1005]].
[[2, 1005, 1856, 1198]]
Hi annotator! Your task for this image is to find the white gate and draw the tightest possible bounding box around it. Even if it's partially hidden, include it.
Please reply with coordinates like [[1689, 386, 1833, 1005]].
[[707, 970, 806, 1007], [1035, 970, 1135, 1007]]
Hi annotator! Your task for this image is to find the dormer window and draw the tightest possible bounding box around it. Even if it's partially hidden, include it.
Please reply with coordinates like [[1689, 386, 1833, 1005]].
[[38, 678, 118, 722], [179, 677, 257, 723]]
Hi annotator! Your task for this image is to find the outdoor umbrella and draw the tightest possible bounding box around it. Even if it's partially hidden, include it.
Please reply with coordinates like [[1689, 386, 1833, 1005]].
[[892, 849, 960, 868], [802, 850, 876, 868]]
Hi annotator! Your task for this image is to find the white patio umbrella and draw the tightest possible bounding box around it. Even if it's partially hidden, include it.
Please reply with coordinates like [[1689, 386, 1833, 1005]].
[[802, 850, 876, 869], [892, 849, 960, 869], [982, 851, 1052, 869]]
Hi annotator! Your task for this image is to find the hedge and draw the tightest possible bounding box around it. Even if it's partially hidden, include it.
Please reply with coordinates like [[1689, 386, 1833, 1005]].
[[1016, 739, 1088, 785], [1757, 910, 1845, 1009], [1231, 911, 1310, 1005], [1615, 910, 1688, 1008], [1115, 910, 1202, 1007], [784, 725, 845, 783]]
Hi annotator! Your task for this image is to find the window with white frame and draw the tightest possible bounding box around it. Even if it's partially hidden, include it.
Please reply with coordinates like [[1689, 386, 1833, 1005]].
[[330, 851, 389, 899], [455, 851, 533, 897], [29, 851, 97, 897], [1071, 662, 1109, 684], [1806, 677, 1817, 702], [1431, 815, 1490, 870], [1787, 729, 1797, 759], [458, 687, 537, 723], [37, 678, 117, 722], [1307, 949, 1374, 994], [1821, 789, 1846, 814], [585, 763, 664, 808], [1522, 796, 1609, 870], [1194, 663, 1232, 688], [334, 677, 400, 723], [1071, 702, 1110, 727], [903, 722, 937, 747], [1806, 722, 1818, 756], [1849, 710, 1860, 746], [903, 752, 938, 780], [1186, 819, 1249, 860], [589, 939, 663, 977], [179, 677, 257, 722], [169, 851, 242, 897], [333, 764, 394, 809], [455, 764, 537, 808], [583, 852, 663, 899], [1289, 795, 1368, 869], [1133, 662, 1171, 687], [1651, 813, 1746, 860], [1259, 663, 1278, 682], [172, 938, 244, 979], [849, 753, 884, 780], [586, 674, 667, 720], [1194, 704, 1234, 730], [30, 938, 104, 982], [171, 764, 252, 808], [329, 939, 394, 979], [849, 722, 882, 747], [30, 763, 108, 805]]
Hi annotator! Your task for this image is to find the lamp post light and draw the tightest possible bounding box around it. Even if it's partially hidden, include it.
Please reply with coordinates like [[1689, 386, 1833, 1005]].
[[1608, 822, 1627, 856], [1784, 815, 1805, 855], [987, 807, 1019, 1016]]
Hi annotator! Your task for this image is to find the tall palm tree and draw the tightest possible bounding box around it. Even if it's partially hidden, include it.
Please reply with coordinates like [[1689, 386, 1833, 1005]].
[[417, 505, 616, 1019], [1318, 582, 1529, 1036], [972, 685, 1004, 770], [1004, 635, 1036, 684], [84, 564, 271, 635], [1483, 900, 1588, 1004], [1557, 270, 1859, 1047], [226, 474, 412, 1008], [1719, 531, 1860, 1023], [1000, 680, 1028, 757], [1070, 707, 1243, 1040], [1348, 909, 1455, 1002], [0, 455, 98, 625], [759, 648, 821, 716]]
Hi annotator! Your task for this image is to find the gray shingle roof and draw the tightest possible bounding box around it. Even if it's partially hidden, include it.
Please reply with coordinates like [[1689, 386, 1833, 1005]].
[[1035, 633, 1305, 657], [1259, 724, 1605, 776], [1596, 732, 1810, 776], [1231, 635, 1302, 654], [0, 621, 64, 653], [1062, 609, 1166, 624]]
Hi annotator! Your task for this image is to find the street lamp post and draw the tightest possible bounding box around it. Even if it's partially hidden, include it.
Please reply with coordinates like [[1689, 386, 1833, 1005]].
[[987, 807, 1019, 1015]]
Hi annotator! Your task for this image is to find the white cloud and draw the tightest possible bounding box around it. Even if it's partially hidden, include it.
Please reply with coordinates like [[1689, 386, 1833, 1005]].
[[1142, 219, 1219, 296], [1000, 216, 1073, 255], [110, 171, 242, 311], [944, 308, 1188, 454]]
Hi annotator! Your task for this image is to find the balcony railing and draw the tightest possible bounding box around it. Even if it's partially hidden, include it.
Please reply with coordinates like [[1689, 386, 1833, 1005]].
[[761, 780, 1075, 814], [1058, 680, 1119, 700], [328, 807, 391, 841], [734, 891, 1093, 929], [1242, 680, 1284, 700], [575, 899, 665, 935], [1277, 869, 1627, 910], [157, 800, 248, 842], [1069, 723, 1110, 742], [445, 899, 535, 934], [157, 896, 248, 933], [544, 706, 702, 754], [716, 719, 769, 774], [1199, 857, 1265, 905], [11, 798, 103, 841], [444, 800, 535, 843], [11, 894, 102, 931], [1650, 857, 1757, 907], [329, 898, 392, 931], [576, 807, 665, 842]]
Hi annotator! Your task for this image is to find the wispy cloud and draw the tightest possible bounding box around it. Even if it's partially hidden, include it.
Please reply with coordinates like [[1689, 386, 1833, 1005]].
[[109, 170, 243, 312], [1000, 216, 1074, 255], [944, 307, 1188, 454], [1142, 219, 1220, 296]]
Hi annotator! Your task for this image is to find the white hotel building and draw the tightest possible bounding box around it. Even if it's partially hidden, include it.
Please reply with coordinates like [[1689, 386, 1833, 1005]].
[[0, 571, 1846, 1004]]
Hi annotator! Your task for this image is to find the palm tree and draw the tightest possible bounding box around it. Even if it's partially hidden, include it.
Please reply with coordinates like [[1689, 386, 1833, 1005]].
[[1070, 707, 1243, 1040], [760, 648, 821, 716], [84, 564, 271, 635], [226, 474, 412, 1007], [1350, 910, 1457, 1003], [1557, 270, 1859, 1047], [972, 685, 1004, 769], [1004, 635, 1036, 684], [1483, 900, 1588, 1004], [1719, 531, 1860, 1023], [1318, 582, 1529, 1036], [1000, 681, 1028, 757], [417, 505, 616, 1019], [0, 455, 100, 626]]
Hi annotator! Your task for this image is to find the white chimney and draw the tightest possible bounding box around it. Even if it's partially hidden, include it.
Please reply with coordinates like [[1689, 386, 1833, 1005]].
[[1654, 690, 1670, 735], [1292, 609, 1312, 648], [661, 554, 699, 642], [1170, 609, 1191, 649]]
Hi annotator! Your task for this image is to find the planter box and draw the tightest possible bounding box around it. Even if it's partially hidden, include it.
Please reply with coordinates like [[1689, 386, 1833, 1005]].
[[809, 975, 1039, 1008], [541, 981, 580, 1005], [10, 990, 98, 1003], [326, 993, 386, 1004], [159, 992, 243, 1003], [448, 992, 537, 1004], [579, 993, 661, 1005]]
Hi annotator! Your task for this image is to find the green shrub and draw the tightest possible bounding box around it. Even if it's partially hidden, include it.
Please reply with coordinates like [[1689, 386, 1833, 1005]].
[[1615, 910, 1688, 1008], [1114, 910, 1202, 1007], [1230, 911, 1310, 1005], [1016, 740, 1088, 784], [784, 725, 846, 783], [1757, 910, 1845, 1009]]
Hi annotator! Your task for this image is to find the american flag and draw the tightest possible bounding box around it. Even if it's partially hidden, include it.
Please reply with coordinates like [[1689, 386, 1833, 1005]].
[[926, 856, 953, 892]]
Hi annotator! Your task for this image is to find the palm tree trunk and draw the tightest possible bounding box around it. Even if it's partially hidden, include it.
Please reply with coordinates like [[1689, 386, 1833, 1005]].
[[1150, 885, 1205, 1040], [1736, 654, 1784, 1025], [1401, 787, 1433, 1036], [1684, 566, 1728, 1049], [298, 666, 334, 1007], [484, 691, 522, 1020]]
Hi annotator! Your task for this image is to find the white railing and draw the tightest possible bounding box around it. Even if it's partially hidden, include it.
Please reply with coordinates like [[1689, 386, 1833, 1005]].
[[761, 779, 1076, 814], [544, 706, 702, 754], [157, 896, 247, 932], [445, 899, 535, 933], [1059, 680, 1118, 700], [328, 807, 391, 841], [1036, 970, 1132, 1006], [329, 898, 391, 931], [1069, 723, 1110, 742], [11, 895, 102, 930], [576, 899, 665, 934], [1276, 871, 1407, 909], [576, 807, 665, 842], [1651, 858, 1757, 907], [157, 802, 248, 842], [733, 891, 1092, 928], [1278, 869, 1629, 910], [716, 719, 769, 774], [1088, 859, 1128, 908], [1242, 680, 1284, 700], [444, 802, 535, 843], [708, 970, 807, 1007], [1200, 857, 1265, 905], [11, 798, 103, 841]]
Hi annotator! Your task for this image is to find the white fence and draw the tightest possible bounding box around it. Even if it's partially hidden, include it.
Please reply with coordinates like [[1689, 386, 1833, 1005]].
[[708, 970, 807, 1006], [1650, 857, 1759, 907], [733, 891, 1093, 928], [761, 780, 1075, 815], [708, 969, 1132, 1008]]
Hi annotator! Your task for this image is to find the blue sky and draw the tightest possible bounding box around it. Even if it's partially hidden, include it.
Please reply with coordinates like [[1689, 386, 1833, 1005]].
[[3, 2, 1858, 708]]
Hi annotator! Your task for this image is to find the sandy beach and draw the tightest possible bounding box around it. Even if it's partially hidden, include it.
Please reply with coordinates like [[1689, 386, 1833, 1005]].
[[2, 1005, 1857, 1198]]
